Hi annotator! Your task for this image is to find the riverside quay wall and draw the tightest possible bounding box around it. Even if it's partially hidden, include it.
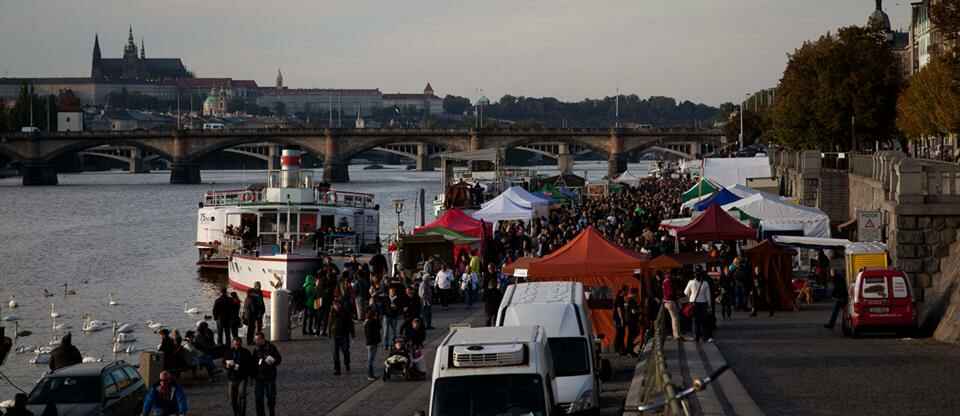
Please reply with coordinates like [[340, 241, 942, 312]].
[[771, 149, 960, 343]]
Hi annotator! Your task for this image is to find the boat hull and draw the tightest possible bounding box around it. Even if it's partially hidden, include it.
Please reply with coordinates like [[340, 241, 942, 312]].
[[228, 255, 322, 298]]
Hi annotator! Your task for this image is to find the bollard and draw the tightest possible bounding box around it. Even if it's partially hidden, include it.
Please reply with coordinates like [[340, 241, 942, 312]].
[[270, 289, 290, 342]]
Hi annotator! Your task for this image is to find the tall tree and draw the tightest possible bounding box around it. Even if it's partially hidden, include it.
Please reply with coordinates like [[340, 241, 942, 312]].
[[897, 56, 960, 140], [724, 109, 765, 146], [931, 0, 960, 52], [442, 95, 472, 115], [771, 26, 901, 150]]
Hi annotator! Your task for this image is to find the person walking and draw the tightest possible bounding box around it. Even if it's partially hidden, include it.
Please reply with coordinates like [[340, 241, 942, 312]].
[[302, 275, 318, 336], [383, 286, 403, 350], [142, 371, 188, 416], [824, 269, 849, 329], [625, 288, 642, 356], [435, 264, 453, 309], [719, 270, 734, 320], [224, 337, 253, 416], [418, 272, 435, 329], [328, 296, 355, 375], [252, 332, 281, 416], [49, 332, 82, 371], [750, 266, 766, 318], [613, 286, 627, 355], [482, 279, 502, 327], [684, 272, 714, 343], [243, 283, 266, 345], [229, 292, 243, 342], [214, 288, 234, 346], [363, 310, 382, 381], [662, 272, 682, 340]]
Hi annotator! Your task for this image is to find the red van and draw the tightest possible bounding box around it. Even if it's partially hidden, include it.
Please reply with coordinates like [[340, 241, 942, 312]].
[[842, 268, 916, 337]]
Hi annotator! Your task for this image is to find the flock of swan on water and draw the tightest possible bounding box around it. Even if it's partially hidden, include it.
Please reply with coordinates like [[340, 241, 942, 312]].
[[1, 284, 205, 366]]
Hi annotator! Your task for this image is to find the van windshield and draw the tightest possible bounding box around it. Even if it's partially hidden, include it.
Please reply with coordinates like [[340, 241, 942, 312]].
[[548, 338, 591, 377], [432, 374, 547, 416]]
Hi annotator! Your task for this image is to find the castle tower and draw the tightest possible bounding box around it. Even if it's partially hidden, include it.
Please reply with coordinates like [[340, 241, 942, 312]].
[[424, 82, 434, 96], [276, 68, 284, 89], [140, 37, 145, 59], [123, 25, 138, 60]]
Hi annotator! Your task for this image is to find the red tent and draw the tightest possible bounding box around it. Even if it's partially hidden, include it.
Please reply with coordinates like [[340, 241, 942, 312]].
[[676, 204, 757, 241], [524, 227, 648, 347], [414, 209, 492, 239], [745, 240, 796, 311]]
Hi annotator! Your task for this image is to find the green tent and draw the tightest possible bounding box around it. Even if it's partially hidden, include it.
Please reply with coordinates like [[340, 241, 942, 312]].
[[681, 178, 720, 202], [417, 227, 481, 243], [537, 183, 573, 204], [728, 207, 761, 228]]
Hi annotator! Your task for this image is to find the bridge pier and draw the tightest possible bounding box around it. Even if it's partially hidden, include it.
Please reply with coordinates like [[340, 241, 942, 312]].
[[21, 161, 58, 186], [323, 160, 350, 183], [416, 143, 433, 171], [607, 131, 626, 178], [170, 162, 201, 184], [557, 143, 573, 174], [129, 148, 149, 174]]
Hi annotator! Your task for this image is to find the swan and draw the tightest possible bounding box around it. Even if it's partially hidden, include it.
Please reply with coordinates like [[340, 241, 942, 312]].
[[14, 345, 34, 354], [34, 346, 53, 354], [108, 293, 118, 306], [42, 289, 54, 298], [81, 356, 102, 363], [116, 333, 136, 343], [8, 295, 17, 309], [1, 315, 17, 322], [117, 323, 135, 333], [184, 302, 200, 315], [52, 322, 70, 331], [146, 320, 165, 330], [112, 341, 124, 353], [124, 344, 141, 354], [82, 317, 111, 333], [49, 304, 60, 319]]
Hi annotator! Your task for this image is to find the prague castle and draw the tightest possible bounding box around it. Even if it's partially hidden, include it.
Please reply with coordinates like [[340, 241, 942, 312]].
[[91, 26, 188, 81]]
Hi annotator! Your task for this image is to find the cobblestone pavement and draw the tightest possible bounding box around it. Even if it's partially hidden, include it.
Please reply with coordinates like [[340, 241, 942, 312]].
[[185, 304, 483, 416], [714, 303, 960, 416]]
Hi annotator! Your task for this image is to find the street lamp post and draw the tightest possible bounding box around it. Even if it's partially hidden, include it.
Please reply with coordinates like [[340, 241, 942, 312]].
[[393, 199, 405, 237]]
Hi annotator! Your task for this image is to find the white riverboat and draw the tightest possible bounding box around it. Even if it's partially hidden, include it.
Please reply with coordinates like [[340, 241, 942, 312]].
[[195, 149, 380, 297]]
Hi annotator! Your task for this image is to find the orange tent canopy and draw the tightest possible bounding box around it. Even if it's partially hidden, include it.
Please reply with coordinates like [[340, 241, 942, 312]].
[[502, 256, 536, 276], [524, 227, 648, 347], [647, 255, 683, 271]]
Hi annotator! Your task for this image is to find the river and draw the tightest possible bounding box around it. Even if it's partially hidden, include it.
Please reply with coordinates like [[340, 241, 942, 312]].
[[0, 160, 651, 400]]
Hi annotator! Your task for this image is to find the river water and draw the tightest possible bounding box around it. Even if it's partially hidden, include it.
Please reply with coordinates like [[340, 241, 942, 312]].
[[0, 160, 651, 400]]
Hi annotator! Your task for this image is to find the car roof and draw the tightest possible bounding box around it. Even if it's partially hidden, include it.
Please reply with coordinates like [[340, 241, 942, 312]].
[[500, 303, 584, 338], [49, 361, 126, 377], [444, 325, 541, 346], [504, 282, 583, 305]]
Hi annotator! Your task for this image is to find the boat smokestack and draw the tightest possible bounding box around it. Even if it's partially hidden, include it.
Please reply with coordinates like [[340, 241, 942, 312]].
[[280, 149, 302, 188]]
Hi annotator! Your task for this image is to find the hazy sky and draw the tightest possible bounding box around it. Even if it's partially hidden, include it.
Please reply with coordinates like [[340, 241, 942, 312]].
[[0, 0, 911, 106]]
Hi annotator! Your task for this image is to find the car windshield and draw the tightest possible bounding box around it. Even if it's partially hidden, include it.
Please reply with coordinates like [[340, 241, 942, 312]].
[[28, 376, 101, 404], [432, 374, 547, 416], [548, 337, 590, 377]]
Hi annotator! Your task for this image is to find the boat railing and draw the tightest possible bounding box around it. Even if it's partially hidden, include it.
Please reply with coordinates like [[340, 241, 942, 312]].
[[315, 189, 377, 209], [203, 189, 264, 206]]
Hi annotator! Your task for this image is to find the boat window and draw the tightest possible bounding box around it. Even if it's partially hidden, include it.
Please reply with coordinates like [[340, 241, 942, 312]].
[[278, 213, 290, 235], [301, 213, 317, 233]]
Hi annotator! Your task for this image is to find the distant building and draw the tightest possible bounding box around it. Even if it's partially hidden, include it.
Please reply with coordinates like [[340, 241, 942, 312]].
[[91, 27, 188, 81], [57, 91, 83, 132], [382, 83, 443, 115], [868, 0, 912, 80], [203, 86, 230, 117]]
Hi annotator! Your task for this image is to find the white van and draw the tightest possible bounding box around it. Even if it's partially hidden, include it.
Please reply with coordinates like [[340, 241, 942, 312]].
[[496, 282, 603, 414], [428, 325, 558, 416]]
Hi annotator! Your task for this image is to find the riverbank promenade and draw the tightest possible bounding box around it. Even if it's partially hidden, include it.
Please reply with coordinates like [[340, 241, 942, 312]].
[[715, 303, 960, 416]]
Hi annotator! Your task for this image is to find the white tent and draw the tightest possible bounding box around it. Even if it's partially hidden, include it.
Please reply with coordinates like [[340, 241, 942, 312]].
[[615, 169, 646, 186], [472, 193, 535, 223], [703, 157, 771, 186], [722, 193, 831, 238], [485, 186, 551, 217]]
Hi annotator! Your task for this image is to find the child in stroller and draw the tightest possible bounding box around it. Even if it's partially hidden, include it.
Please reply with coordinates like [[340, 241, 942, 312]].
[[383, 336, 425, 381]]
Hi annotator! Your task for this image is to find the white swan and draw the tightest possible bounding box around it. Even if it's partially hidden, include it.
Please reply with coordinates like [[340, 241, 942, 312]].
[[112, 341, 124, 353], [117, 323, 135, 333], [14, 345, 34, 354], [82, 317, 111, 333], [109, 292, 119, 306], [146, 320, 165, 330], [124, 344, 141, 354], [116, 333, 136, 343], [49, 304, 60, 319], [34, 346, 53, 354], [184, 302, 199, 315], [1, 315, 17, 322], [8, 295, 17, 309], [52, 322, 70, 331], [82, 356, 102, 363]]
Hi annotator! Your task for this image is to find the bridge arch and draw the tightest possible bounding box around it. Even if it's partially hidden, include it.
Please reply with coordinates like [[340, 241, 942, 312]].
[[637, 145, 697, 160], [43, 140, 175, 163], [495, 136, 610, 159], [184, 136, 327, 162], [337, 136, 468, 162]]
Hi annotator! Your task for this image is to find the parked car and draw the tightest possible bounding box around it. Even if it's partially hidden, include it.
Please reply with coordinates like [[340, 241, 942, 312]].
[[842, 268, 916, 337], [26, 360, 146, 415]]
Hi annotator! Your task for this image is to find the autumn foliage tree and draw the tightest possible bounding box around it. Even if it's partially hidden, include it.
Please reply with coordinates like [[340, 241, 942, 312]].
[[897, 56, 960, 140], [771, 26, 901, 150]]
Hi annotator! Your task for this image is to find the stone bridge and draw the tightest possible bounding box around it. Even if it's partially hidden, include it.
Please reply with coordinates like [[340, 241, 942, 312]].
[[0, 127, 723, 185]]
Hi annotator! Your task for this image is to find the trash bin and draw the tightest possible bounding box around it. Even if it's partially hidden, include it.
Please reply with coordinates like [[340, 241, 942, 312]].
[[139, 351, 163, 387], [271, 289, 290, 342]]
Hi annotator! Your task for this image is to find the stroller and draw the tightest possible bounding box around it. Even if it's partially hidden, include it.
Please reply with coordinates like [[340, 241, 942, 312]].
[[383, 336, 425, 381]]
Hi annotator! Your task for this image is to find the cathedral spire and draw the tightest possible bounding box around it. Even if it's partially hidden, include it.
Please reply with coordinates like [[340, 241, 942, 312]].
[[876, 0, 882, 11], [276, 68, 284, 88], [140, 37, 145, 59], [93, 33, 102, 61]]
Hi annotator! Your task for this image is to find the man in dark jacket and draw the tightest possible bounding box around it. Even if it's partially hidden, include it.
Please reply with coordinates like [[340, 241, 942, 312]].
[[224, 337, 254, 416], [49, 332, 82, 371], [327, 297, 355, 375], [157, 329, 179, 372], [483, 280, 502, 327], [252, 332, 281, 416], [402, 286, 422, 326], [213, 288, 234, 345], [243, 283, 266, 345], [382, 287, 404, 350], [824, 269, 849, 329]]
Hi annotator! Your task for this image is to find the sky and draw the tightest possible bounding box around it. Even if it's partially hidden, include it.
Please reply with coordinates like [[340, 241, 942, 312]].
[[0, 0, 912, 106]]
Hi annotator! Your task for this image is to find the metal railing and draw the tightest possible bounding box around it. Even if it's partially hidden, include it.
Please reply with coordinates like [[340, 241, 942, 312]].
[[636, 307, 688, 416]]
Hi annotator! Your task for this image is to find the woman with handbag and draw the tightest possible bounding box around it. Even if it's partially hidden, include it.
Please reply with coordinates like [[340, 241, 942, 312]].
[[684, 270, 714, 343]]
